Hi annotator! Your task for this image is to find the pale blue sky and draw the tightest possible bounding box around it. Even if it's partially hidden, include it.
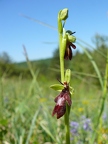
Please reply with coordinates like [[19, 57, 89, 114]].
[[0, 0, 108, 62]]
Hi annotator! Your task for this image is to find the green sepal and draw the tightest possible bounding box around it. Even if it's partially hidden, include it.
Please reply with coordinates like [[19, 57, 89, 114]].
[[70, 86, 74, 95], [50, 84, 63, 91], [64, 69, 71, 83], [67, 33, 76, 43]]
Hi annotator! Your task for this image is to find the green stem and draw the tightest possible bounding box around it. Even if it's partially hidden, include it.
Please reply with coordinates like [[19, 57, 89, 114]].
[[59, 34, 64, 82], [59, 25, 70, 144], [58, 10, 70, 144], [65, 104, 70, 144], [60, 57, 64, 82]]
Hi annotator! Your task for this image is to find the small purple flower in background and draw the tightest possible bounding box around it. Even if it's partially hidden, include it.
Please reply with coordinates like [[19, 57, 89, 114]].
[[70, 116, 92, 135], [82, 118, 91, 131], [80, 116, 92, 131], [102, 113, 108, 126], [70, 117, 92, 143], [70, 121, 79, 135], [70, 121, 79, 128], [102, 113, 107, 121]]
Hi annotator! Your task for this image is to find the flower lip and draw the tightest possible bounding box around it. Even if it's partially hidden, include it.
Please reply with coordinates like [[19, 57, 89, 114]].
[[52, 81, 72, 119], [64, 30, 76, 60], [64, 41, 76, 60]]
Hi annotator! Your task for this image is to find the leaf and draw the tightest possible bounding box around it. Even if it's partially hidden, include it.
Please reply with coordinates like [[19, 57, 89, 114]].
[[50, 84, 63, 91]]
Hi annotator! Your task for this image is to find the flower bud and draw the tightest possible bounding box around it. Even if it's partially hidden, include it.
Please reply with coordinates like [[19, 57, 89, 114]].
[[59, 8, 68, 21]]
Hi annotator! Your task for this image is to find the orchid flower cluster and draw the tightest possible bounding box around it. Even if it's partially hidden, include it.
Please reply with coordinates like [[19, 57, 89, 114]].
[[50, 8, 76, 144]]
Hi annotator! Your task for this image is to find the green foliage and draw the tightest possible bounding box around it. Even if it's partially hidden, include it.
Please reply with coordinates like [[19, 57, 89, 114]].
[[0, 52, 12, 63], [0, 71, 107, 143], [0, 34, 107, 83], [0, 62, 31, 78], [0, 35, 108, 143]]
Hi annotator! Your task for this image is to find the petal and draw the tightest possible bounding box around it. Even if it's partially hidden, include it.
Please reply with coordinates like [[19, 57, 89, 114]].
[[64, 92, 72, 106], [56, 105, 66, 119], [64, 46, 72, 60], [68, 46, 72, 60], [52, 104, 66, 119], [55, 87, 71, 106], [54, 91, 64, 103], [70, 43, 76, 49], [52, 105, 59, 116], [57, 96, 65, 106]]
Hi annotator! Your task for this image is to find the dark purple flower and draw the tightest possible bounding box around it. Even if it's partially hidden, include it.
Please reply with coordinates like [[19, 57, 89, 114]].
[[64, 41, 76, 60], [52, 82, 72, 119], [64, 31, 76, 60]]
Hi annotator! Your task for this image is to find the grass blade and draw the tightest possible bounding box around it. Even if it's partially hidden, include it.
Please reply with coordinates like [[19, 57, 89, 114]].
[[39, 121, 56, 142], [77, 42, 103, 89], [25, 109, 40, 144]]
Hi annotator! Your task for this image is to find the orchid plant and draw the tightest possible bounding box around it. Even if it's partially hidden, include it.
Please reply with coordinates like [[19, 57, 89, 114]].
[[50, 8, 76, 144]]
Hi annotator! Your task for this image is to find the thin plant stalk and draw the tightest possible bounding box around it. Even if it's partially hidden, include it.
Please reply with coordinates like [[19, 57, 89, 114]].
[[59, 35, 65, 82], [58, 11, 70, 144], [78, 42, 108, 143], [59, 37, 70, 144], [50, 8, 76, 143], [76, 42, 103, 90], [91, 50, 108, 143]]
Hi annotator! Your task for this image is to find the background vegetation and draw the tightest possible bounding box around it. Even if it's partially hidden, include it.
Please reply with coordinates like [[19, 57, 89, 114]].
[[0, 34, 108, 143]]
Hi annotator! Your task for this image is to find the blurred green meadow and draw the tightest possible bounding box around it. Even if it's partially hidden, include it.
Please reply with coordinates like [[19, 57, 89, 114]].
[[0, 35, 108, 144]]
